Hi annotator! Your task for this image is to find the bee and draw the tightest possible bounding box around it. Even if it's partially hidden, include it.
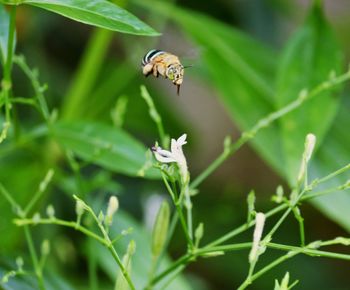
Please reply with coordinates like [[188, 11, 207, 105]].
[[142, 49, 185, 95]]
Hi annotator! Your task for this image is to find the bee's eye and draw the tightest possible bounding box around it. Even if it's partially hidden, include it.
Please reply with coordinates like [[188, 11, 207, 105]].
[[167, 67, 175, 80]]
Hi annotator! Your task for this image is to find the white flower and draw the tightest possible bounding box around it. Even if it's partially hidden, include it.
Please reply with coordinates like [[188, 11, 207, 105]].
[[152, 134, 189, 183]]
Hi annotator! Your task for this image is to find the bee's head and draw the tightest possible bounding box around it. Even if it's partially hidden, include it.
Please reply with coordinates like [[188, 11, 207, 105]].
[[166, 64, 184, 85]]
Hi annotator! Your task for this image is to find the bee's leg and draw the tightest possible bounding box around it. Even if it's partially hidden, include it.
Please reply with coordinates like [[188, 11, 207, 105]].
[[153, 64, 160, 78], [153, 68, 158, 77], [157, 64, 166, 78], [176, 84, 180, 96], [142, 63, 153, 77]]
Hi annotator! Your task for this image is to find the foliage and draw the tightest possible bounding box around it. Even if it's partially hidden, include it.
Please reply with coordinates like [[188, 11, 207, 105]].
[[1, 0, 350, 289]]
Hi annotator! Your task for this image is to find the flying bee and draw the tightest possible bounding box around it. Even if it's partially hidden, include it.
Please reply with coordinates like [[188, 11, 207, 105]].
[[142, 49, 185, 95]]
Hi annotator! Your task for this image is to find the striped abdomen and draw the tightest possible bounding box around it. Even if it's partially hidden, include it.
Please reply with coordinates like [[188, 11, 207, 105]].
[[141, 49, 165, 66]]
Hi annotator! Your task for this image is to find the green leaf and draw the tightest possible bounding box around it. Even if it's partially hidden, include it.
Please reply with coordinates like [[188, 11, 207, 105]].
[[0, 4, 9, 66], [53, 121, 159, 179], [14, 0, 159, 36], [275, 3, 343, 184]]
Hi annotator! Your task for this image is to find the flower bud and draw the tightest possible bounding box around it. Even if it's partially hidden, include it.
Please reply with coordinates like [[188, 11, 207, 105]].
[[152, 201, 170, 259], [16, 257, 24, 271], [249, 212, 266, 264], [32, 213, 41, 224], [41, 239, 50, 256], [75, 200, 85, 217], [46, 204, 55, 219], [105, 196, 119, 225]]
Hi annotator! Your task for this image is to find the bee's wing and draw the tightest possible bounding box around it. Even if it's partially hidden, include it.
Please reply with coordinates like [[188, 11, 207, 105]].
[[180, 46, 204, 68]]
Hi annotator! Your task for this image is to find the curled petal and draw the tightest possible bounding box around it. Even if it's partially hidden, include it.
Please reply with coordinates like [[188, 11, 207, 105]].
[[152, 146, 176, 163], [154, 152, 176, 163], [177, 134, 187, 146]]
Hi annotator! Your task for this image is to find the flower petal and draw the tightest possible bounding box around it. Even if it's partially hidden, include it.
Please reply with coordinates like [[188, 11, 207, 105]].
[[177, 134, 187, 146], [154, 152, 176, 163]]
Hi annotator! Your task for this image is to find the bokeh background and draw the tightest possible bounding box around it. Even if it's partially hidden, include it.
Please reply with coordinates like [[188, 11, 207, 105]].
[[1, 0, 350, 289]]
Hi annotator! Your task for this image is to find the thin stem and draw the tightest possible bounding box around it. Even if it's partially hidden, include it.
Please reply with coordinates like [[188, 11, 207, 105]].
[[184, 185, 193, 242], [161, 174, 194, 248], [79, 200, 136, 290], [4, 7, 16, 79], [14, 218, 107, 245], [150, 254, 192, 286], [107, 245, 135, 290], [24, 170, 54, 215], [238, 251, 300, 290], [0, 182, 21, 210], [16, 215, 135, 290], [157, 265, 186, 290], [13, 56, 50, 121], [24, 226, 46, 290], [190, 71, 350, 189], [315, 163, 350, 185], [1, 6, 16, 142], [88, 245, 98, 290], [10, 97, 38, 106], [292, 207, 305, 247], [140, 85, 168, 148], [204, 162, 350, 248], [62, 29, 113, 120], [238, 241, 350, 290]]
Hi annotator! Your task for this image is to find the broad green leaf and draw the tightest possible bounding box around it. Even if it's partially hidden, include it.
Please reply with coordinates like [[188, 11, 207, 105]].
[[275, 3, 343, 184], [7, 0, 159, 36], [53, 121, 159, 179], [0, 4, 9, 66], [132, 0, 285, 176]]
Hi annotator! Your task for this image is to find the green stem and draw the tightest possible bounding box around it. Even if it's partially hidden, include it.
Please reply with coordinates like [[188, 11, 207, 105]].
[[190, 71, 350, 190], [161, 174, 194, 248], [0, 182, 21, 211], [150, 254, 192, 286], [88, 239, 99, 290], [238, 251, 300, 290], [204, 162, 350, 248], [13, 56, 50, 121], [183, 184, 193, 242], [62, 29, 113, 120], [292, 207, 305, 246], [24, 169, 54, 216], [140, 85, 168, 148], [83, 202, 136, 290], [14, 218, 107, 245], [108, 245, 135, 290], [315, 163, 350, 185], [0, 6, 16, 142], [24, 226, 46, 290]]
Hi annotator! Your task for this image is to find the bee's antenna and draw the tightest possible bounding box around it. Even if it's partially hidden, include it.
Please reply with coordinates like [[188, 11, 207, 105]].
[[183, 65, 193, 69], [177, 85, 180, 96]]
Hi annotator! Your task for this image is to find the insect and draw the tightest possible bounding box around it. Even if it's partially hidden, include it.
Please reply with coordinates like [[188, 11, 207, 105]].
[[142, 49, 185, 95]]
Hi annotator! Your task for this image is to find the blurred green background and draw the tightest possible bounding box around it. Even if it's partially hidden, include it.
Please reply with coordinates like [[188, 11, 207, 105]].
[[1, 0, 350, 289]]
